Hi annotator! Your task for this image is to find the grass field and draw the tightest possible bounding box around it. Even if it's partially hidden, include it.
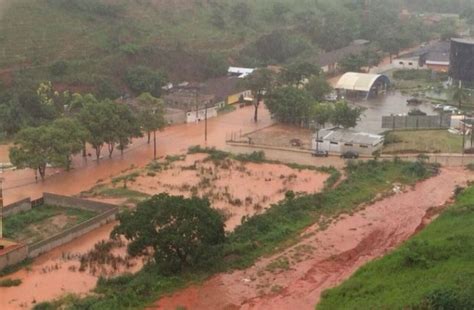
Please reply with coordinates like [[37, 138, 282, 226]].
[[43, 156, 438, 309], [383, 130, 463, 154], [318, 185, 474, 309], [4, 205, 97, 244]]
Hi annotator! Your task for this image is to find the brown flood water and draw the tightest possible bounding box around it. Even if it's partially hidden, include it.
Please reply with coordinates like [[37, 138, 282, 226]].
[[0, 106, 274, 309], [127, 153, 328, 231], [1, 105, 273, 205], [154, 167, 473, 310]]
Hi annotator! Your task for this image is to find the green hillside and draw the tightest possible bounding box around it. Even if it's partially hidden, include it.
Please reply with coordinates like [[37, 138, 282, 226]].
[[0, 0, 438, 94], [318, 185, 474, 309]]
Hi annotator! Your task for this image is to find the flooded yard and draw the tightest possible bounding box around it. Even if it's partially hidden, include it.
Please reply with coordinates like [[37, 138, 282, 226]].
[[91, 152, 329, 231]]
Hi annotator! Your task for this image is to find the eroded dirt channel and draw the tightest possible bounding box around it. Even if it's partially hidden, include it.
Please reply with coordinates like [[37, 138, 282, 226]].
[[154, 167, 473, 310]]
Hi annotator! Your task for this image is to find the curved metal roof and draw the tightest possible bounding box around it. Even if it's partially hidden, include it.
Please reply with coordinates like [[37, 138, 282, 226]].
[[335, 72, 389, 92]]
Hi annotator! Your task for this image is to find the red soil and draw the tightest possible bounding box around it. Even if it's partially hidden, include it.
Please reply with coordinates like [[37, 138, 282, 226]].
[[154, 167, 473, 310]]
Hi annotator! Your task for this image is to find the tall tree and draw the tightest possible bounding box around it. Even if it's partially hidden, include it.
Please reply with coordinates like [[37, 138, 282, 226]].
[[78, 100, 117, 161], [305, 75, 332, 101], [311, 103, 334, 151], [136, 93, 166, 144], [280, 62, 322, 87], [266, 87, 313, 126], [113, 104, 142, 156], [452, 86, 470, 109], [112, 193, 225, 274], [331, 101, 363, 129], [243, 69, 275, 122], [49, 118, 88, 171]]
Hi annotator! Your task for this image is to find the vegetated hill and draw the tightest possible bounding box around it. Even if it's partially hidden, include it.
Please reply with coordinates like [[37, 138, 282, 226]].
[[318, 184, 474, 309], [0, 0, 448, 97]]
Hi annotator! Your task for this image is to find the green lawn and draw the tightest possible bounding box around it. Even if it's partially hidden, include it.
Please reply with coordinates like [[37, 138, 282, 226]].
[[318, 185, 474, 310], [383, 130, 463, 154], [4, 205, 97, 244], [45, 155, 438, 309]]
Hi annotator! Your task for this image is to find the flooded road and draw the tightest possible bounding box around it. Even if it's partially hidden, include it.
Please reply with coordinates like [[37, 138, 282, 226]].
[[0, 106, 273, 309], [154, 167, 472, 310], [352, 91, 437, 134], [1, 105, 273, 205]]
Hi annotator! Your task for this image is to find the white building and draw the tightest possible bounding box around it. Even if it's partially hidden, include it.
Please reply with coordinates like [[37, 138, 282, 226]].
[[186, 106, 218, 123], [313, 128, 384, 155], [228, 67, 255, 78]]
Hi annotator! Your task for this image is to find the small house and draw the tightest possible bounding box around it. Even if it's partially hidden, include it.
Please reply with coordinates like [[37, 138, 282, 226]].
[[313, 128, 384, 155]]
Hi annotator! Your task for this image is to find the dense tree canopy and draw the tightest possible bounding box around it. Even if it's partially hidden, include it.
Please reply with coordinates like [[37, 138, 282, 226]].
[[266, 87, 314, 125], [112, 193, 226, 274]]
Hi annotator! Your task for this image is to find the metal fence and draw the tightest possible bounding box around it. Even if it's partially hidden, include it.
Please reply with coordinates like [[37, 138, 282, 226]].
[[382, 114, 451, 130]]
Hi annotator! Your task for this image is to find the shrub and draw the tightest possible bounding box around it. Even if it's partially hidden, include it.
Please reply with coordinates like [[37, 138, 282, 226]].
[[49, 60, 68, 76], [125, 66, 166, 97], [0, 278, 22, 287]]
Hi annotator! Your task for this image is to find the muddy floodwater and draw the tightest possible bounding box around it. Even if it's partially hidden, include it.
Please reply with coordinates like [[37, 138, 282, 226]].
[[154, 167, 473, 310], [352, 91, 437, 134], [116, 153, 329, 231], [1, 105, 273, 205]]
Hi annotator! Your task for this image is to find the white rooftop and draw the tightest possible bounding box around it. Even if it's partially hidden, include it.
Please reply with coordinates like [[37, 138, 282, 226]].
[[316, 128, 384, 146], [228, 67, 255, 78]]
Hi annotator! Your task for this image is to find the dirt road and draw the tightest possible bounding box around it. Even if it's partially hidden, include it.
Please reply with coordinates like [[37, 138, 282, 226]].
[[1, 105, 273, 205], [154, 167, 473, 310]]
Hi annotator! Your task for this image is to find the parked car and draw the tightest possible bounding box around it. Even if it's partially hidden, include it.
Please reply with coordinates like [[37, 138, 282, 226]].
[[340, 150, 359, 159], [443, 105, 459, 113], [312, 150, 329, 157]]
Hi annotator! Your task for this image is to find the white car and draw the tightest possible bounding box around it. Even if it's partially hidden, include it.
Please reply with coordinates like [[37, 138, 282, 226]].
[[443, 105, 459, 113]]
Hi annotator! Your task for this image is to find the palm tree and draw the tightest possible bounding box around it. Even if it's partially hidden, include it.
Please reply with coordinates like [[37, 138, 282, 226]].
[[452, 86, 470, 109]]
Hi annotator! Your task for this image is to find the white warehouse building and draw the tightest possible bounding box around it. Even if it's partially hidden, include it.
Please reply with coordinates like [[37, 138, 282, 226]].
[[313, 128, 384, 155]]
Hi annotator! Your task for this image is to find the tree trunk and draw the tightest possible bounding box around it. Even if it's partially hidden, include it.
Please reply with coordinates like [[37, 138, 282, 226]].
[[254, 101, 259, 122], [66, 155, 71, 171], [147, 131, 151, 144], [95, 145, 101, 161], [38, 165, 46, 180], [82, 141, 87, 157], [108, 143, 115, 158]]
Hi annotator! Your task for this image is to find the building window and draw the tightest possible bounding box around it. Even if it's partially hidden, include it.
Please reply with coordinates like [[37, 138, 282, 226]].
[[344, 143, 353, 146], [330, 142, 338, 145], [360, 144, 369, 148], [316, 139, 323, 143], [399, 61, 404, 65], [408, 62, 413, 65]]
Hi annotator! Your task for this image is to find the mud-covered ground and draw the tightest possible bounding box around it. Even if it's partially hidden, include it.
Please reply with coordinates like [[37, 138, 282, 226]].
[[154, 167, 473, 310]]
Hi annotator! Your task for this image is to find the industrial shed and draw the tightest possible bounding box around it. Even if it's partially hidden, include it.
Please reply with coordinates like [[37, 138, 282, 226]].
[[313, 127, 384, 155], [335, 72, 390, 99]]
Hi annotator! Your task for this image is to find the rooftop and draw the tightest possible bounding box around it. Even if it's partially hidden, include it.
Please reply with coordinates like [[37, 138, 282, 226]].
[[317, 128, 384, 145], [335, 72, 389, 92], [451, 38, 474, 45]]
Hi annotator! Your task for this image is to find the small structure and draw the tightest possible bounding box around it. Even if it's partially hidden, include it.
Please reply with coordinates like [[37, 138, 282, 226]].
[[394, 41, 450, 72], [318, 40, 370, 74], [450, 38, 474, 86], [186, 105, 218, 123], [228, 67, 255, 78], [335, 72, 390, 99], [313, 128, 384, 155]]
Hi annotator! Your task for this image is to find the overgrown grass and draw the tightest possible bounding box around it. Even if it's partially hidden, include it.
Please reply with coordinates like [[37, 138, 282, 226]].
[[188, 145, 341, 187], [318, 185, 474, 310], [53, 158, 436, 309], [383, 130, 463, 154], [3, 205, 96, 243]]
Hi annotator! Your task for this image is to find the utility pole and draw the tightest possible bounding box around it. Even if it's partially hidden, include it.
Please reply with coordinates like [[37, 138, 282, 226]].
[[0, 178, 4, 239], [153, 108, 157, 161], [204, 101, 208, 143]]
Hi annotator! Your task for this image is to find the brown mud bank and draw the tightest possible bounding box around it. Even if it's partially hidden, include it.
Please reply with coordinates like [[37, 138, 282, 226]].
[[154, 167, 473, 310]]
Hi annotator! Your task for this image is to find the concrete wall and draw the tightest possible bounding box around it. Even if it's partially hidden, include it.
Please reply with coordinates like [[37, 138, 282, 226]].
[[28, 208, 117, 258], [3, 198, 32, 217], [43, 193, 117, 213], [382, 114, 451, 130], [186, 106, 218, 123], [165, 108, 186, 125], [0, 244, 28, 271]]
